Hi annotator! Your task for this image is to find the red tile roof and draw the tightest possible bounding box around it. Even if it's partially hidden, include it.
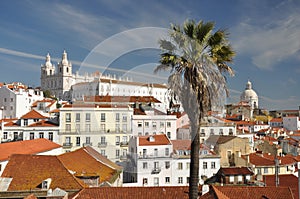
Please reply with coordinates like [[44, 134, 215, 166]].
[[27, 120, 58, 127], [242, 153, 296, 166], [263, 174, 298, 199], [1, 154, 84, 191], [172, 140, 191, 151], [0, 139, 61, 161], [270, 118, 283, 122], [139, 134, 171, 146], [207, 185, 294, 199], [21, 110, 48, 119], [72, 186, 199, 199], [218, 167, 253, 175], [58, 147, 121, 185]]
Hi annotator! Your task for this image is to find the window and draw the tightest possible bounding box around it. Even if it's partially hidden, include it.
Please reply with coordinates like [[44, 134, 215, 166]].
[[165, 177, 170, 183], [154, 162, 159, 169], [3, 98, 6, 102], [100, 150, 105, 156], [167, 132, 171, 138], [165, 161, 170, 169], [264, 167, 268, 174], [187, 177, 190, 183], [76, 137, 80, 146], [76, 124, 80, 132], [39, 132, 44, 138], [229, 129, 233, 135], [178, 177, 183, 184], [100, 136, 106, 144], [122, 136, 128, 144], [24, 119, 28, 126], [29, 132, 34, 140], [115, 113, 120, 122], [116, 149, 120, 158], [167, 122, 171, 128], [122, 124, 127, 132], [145, 122, 149, 127], [101, 124, 106, 132], [10, 98, 13, 102], [138, 122, 142, 127], [229, 176, 234, 183], [210, 129, 214, 135], [122, 114, 127, 122], [143, 178, 148, 185], [85, 124, 91, 132], [219, 129, 223, 135], [86, 113, 91, 122], [143, 162, 148, 169], [101, 113, 105, 122], [165, 148, 169, 156], [211, 162, 216, 169], [48, 132, 53, 141], [115, 123, 120, 132], [143, 149, 147, 158], [186, 162, 190, 169], [66, 113, 71, 122], [66, 124, 71, 132], [237, 175, 243, 182], [152, 122, 157, 128], [160, 122, 164, 128], [154, 177, 159, 186], [76, 113, 80, 122], [154, 148, 158, 157], [257, 168, 262, 175], [178, 162, 183, 170], [86, 137, 91, 144], [203, 162, 208, 169], [65, 136, 71, 144], [116, 136, 120, 145]]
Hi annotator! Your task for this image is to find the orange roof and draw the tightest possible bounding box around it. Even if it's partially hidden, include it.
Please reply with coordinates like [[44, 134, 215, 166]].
[[2, 154, 84, 191], [209, 185, 294, 199], [73, 186, 199, 199], [263, 174, 298, 199], [270, 118, 283, 122], [0, 139, 61, 161], [4, 121, 19, 127], [242, 153, 296, 166], [218, 167, 253, 175], [139, 134, 171, 146], [28, 120, 58, 127], [58, 147, 121, 184], [21, 110, 48, 119], [172, 140, 191, 151]]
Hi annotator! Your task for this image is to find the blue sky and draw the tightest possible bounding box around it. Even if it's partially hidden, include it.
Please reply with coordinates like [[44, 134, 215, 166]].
[[1, 0, 300, 110]]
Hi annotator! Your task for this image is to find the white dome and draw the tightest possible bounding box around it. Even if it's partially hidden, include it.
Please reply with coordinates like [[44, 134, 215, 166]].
[[240, 80, 258, 108]]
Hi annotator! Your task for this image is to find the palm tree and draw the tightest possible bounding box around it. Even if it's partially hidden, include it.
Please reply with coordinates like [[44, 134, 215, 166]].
[[155, 20, 235, 199]]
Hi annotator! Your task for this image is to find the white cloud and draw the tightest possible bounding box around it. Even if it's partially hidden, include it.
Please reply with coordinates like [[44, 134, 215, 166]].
[[232, 3, 300, 70]]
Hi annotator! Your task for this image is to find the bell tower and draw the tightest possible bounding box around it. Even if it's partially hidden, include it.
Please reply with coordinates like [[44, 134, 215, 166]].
[[40, 53, 55, 91], [57, 50, 73, 100]]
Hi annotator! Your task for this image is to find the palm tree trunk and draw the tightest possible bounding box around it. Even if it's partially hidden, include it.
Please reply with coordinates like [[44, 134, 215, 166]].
[[189, 124, 200, 199]]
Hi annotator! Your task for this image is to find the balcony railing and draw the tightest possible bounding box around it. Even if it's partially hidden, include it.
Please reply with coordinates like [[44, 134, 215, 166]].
[[151, 168, 161, 174], [98, 142, 107, 147], [83, 142, 93, 147], [120, 141, 128, 146], [63, 143, 73, 148]]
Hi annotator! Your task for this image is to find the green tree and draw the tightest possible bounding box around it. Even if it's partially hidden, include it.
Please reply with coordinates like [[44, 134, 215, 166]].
[[155, 20, 235, 199]]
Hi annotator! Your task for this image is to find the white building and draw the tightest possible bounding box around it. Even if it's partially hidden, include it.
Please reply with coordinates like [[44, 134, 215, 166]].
[[124, 134, 220, 186], [0, 82, 44, 119], [40, 51, 170, 113], [131, 106, 177, 140], [59, 103, 133, 162], [0, 109, 59, 144]]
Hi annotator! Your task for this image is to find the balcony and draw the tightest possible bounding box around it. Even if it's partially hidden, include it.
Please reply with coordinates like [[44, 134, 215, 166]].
[[120, 155, 127, 160], [120, 141, 128, 147], [98, 142, 107, 147], [151, 168, 161, 174], [83, 142, 93, 147], [63, 143, 73, 148]]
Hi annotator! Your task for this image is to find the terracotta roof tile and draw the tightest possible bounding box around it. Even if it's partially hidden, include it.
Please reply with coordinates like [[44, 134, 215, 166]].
[[1, 154, 84, 191], [172, 140, 191, 151], [0, 139, 61, 161], [218, 167, 253, 175], [263, 174, 298, 199], [73, 186, 199, 199], [58, 147, 121, 184], [211, 185, 294, 199], [21, 110, 48, 119], [139, 134, 171, 146], [27, 120, 58, 127]]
